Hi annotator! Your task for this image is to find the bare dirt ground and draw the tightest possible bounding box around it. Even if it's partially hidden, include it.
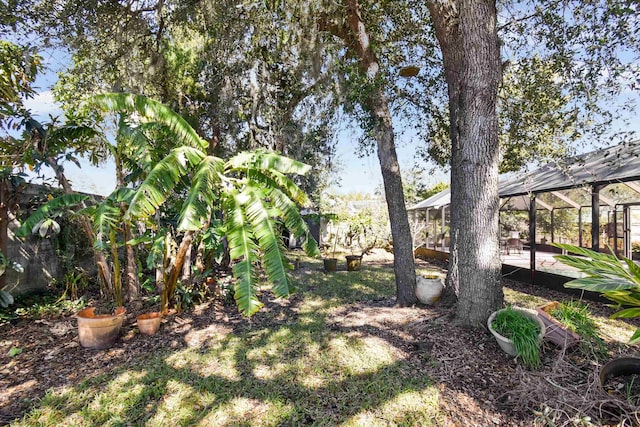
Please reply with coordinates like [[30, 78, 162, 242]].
[[1, 254, 639, 426]]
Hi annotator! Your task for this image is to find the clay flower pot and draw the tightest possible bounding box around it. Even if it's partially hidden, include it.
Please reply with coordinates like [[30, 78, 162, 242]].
[[77, 307, 126, 349], [137, 312, 162, 335]]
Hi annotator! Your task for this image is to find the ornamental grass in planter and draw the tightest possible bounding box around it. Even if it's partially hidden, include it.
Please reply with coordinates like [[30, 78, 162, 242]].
[[536, 301, 581, 348], [543, 300, 608, 359], [489, 306, 545, 370]]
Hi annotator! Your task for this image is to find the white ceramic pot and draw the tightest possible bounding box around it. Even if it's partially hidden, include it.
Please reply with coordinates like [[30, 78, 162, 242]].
[[415, 275, 444, 304], [487, 307, 546, 356]]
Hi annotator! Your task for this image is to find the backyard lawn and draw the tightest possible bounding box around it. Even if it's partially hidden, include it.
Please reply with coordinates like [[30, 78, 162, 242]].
[[1, 252, 639, 426]]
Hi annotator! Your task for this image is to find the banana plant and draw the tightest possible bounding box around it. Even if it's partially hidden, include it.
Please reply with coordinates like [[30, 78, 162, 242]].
[[93, 93, 320, 315], [16, 191, 132, 304], [554, 243, 640, 344]]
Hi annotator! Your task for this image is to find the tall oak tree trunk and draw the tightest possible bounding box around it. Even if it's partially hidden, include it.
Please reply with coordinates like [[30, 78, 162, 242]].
[[0, 179, 10, 290], [342, 0, 417, 305], [428, 0, 504, 325]]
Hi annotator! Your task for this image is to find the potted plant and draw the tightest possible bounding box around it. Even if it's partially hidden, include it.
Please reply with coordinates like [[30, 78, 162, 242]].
[[536, 300, 609, 357], [488, 306, 546, 369], [346, 237, 379, 272], [536, 301, 582, 348]]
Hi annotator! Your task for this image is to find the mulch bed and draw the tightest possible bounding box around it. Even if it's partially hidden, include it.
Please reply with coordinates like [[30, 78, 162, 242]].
[[1, 258, 639, 426]]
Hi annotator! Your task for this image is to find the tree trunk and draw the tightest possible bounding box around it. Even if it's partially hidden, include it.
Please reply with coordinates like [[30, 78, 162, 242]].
[[0, 179, 9, 290], [115, 155, 139, 301], [342, 0, 417, 306], [124, 221, 139, 301], [428, 0, 503, 325], [181, 243, 192, 282], [163, 230, 194, 312]]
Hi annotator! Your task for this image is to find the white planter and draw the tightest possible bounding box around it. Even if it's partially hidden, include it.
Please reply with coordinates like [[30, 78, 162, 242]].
[[487, 307, 546, 356], [509, 230, 520, 238], [416, 275, 444, 304]]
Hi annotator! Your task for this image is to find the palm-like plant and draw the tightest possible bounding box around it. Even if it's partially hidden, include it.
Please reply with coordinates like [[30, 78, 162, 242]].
[[554, 243, 640, 344], [93, 93, 319, 315]]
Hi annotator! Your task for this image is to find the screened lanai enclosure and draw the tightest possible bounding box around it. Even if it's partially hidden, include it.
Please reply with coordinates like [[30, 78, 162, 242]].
[[409, 141, 640, 283]]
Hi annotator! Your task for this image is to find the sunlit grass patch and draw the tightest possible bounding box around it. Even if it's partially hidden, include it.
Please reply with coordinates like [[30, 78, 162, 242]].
[[503, 287, 549, 308], [146, 380, 211, 426], [327, 335, 397, 375], [16, 254, 442, 426], [197, 396, 291, 426], [295, 265, 396, 307], [345, 388, 442, 426], [166, 337, 240, 380]]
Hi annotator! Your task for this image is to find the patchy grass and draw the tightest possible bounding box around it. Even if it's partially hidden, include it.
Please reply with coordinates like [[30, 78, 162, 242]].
[[14, 258, 441, 426]]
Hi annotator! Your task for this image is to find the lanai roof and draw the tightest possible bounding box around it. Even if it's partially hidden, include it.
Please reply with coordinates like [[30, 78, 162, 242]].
[[499, 141, 640, 197], [409, 141, 640, 211], [407, 188, 450, 210]]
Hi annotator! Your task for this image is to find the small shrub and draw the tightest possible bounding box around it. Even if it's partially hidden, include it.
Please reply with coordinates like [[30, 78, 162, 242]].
[[493, 307, 542, 369], [12, 293, 86, 319]]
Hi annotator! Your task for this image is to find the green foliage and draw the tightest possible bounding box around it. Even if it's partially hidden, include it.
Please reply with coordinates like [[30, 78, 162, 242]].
[[16, 194, 88, 238], [404, 174, 449, 206], [15, 297, 86, 319], [493, 307, 542, 369], [8, 346, 21, 357], [174, 281, 214, 312], [0, 291, 87, 323], [97, 94, 320, 316], [0, 41, 41, 127], [91, 94, 208, 151], [554, 243, 640, 344], [548, 300, 608, 359]]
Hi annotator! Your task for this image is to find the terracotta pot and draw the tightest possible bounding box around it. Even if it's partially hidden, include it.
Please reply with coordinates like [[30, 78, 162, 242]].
[[323, 258, 338, 272], [488, 307, 546, 357], [536, 301, 580, 348], [137, 312, 162, 335], [416, 275, 444, 304], [345, 255, 362, 271], [77, 307, 126, 349]]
